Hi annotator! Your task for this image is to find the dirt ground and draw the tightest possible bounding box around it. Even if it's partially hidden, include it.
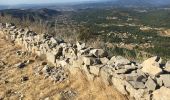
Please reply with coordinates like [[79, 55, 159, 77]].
[[0, 32, 127, 100]]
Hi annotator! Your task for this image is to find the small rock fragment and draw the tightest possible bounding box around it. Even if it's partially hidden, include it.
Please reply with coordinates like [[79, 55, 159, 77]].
[[21, 76, 29, 82], [15, 62, 26, 68]]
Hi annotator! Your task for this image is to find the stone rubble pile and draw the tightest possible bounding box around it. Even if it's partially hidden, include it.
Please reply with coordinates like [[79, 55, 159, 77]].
[[33, 63, 69, 83], [0, 23, 170, 100], [42, 65, 69, 82]]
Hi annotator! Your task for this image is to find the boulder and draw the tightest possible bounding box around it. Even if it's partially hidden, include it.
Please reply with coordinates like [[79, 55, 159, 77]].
[[141, 56, 162, 76], [100, 57, 109, 64], [164, 61, 170, 72], [115, 65, 137, 74], [125, 73, 146, 83], [156, 77, 163, 87], [152, 87, 170, 100], [129, 81, 145, 89], [100, 66, 114, 86], [83, 57, 100, 66], [112, 77, 128, 95], [76, 42, 86, 51], [89, 65, 103, 76], [145, 77, 157, 91], [107, 56, 130, 66], [46, 52, 56, 65], [125, 81, 147, 99], [90, 49, 108, 58], [115, 69, 130, 74], [50, 37, 58, 44], [159, 74, 170, 88]]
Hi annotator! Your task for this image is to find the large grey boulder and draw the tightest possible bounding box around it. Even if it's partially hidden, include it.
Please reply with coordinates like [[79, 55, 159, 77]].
[[141, 56, 162, 76], [152, 87, 170, 100]]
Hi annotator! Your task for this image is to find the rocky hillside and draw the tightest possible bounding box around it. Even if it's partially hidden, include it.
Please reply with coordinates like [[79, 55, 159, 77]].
[[0, 23, 170, 100], [0, 24, 126, 100]]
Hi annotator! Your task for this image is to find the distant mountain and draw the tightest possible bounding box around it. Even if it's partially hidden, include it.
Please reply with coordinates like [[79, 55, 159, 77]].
[[0, 5, 8, 9], [0, 0, 170, 11], [109, 0, 170, 7], [0, 8, 62, 21]]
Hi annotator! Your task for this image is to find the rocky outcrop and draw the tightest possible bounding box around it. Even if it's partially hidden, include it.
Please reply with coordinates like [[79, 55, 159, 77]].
[[0, 23, 170, 100], [141, 56, 162, 76]]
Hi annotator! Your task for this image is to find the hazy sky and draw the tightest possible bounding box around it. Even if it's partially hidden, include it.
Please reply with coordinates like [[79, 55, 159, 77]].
[[0, 0, 103, 5]]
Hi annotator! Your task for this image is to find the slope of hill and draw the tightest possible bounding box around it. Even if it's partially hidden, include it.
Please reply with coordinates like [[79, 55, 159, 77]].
[[0, 8, 62, 21]]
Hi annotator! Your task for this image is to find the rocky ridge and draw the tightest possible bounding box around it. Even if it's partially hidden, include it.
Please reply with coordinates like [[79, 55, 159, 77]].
[[0, 23, 170, 100]]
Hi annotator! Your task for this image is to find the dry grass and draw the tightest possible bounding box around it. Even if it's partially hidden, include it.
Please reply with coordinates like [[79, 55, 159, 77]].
[[0, 31, 127, 100]]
